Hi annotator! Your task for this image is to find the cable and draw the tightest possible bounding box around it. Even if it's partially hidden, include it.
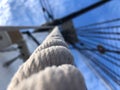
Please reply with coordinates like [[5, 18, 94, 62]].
[[73, 45, 120, 86], [45, 0, 54, 18], [40, 0, 54, 22], [78, 36, 120, 54], [78, 40, 120, 61], [40, 0, 49, 21], [79, 18, 120, 28], [76, 37, 120, 50], [43, 0, 54, 20], [78, 25, 120, 31], [23, 31, 40, 45], [76, 37, 120, 65], [78, 31, 120, 35], [78, 34, 120, 41]]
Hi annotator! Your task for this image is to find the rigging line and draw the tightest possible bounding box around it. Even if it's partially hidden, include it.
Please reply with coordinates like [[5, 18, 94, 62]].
[[72, 47, 120, 54], [81, 51, 120, 85], [82, 52, 120, 87], [78, 38, 120, 63], [90, 49, 120, 67], [73, 45, 120, 85], [45, 0, 110, 26], [23, 31, 40, 45], [77, 40, 120, 61], [79, 52, 115, 90], [78, 36, 116, 53], [78, 35, 115, 47], [77, 36, 120, 50], [78, 18, 120, 28], [78, 33, 120, 36], [88, 51, 120, 79], [44, 0, 54, 19], [78, 42, 114, 51], [87, 53, 120, 85], [77, 38, 120, 61], [41, 0, 54, 21], [78, 33, 120, 40], [79, 33, 120, 39], [75, 42, 120, 67], [78, 35, 120, 41], [80, 50, 120, 81], [78, 39, 120, 54], [78, 31, 120, 35], [78, 37, 120, 54], [78, 25, 120, 31], [47, 0, 54, 17], [40, 0, 50, 21], [43, 0, 54, 20], [91, 55, 120, 80], [105, 53, 120, 61], [94, 50, 120, 66]]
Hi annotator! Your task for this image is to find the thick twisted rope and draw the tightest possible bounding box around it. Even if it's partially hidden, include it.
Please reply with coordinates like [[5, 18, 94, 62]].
[[12, 65, 86, 90], [30, 27, 68, 58], [7, 27, 74, 90]]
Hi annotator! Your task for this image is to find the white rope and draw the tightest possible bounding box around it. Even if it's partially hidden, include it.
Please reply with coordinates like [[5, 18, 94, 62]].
[[7, 27, 74, 90], [12, 64, 87, 90], [30, 27, 68, 58]]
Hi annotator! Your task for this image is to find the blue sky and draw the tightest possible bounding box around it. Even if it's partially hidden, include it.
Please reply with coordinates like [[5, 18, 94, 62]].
[[1, 0, 120, 26]]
